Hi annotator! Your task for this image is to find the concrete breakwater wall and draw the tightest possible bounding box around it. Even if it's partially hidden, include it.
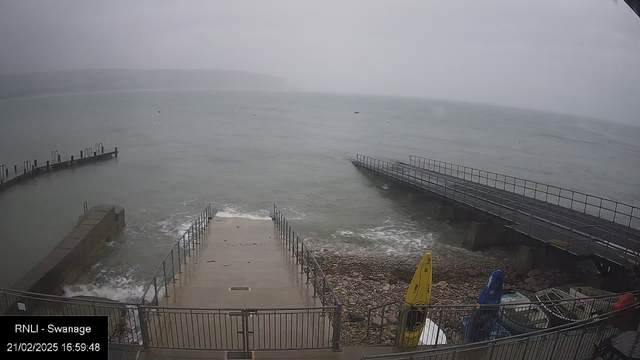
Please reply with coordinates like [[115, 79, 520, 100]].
[[0, 145, 118, 193], [12, 204, 125, 296]]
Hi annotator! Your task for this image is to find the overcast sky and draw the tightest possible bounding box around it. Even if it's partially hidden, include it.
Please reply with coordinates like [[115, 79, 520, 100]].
[[1, 0, 639, 124]]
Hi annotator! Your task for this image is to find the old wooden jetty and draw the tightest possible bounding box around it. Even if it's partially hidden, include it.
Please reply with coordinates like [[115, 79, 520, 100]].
[[0, 144, 118, 193]]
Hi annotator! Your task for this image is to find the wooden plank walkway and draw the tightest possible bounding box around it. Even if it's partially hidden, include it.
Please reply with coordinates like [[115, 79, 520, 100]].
[[353, 154, 640, 270]]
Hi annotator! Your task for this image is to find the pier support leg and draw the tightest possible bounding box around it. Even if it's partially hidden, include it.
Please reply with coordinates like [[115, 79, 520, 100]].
[[514, 246, 545, 274], [435, 206, 456, 221], [463, 221, 505, 251], [434, 205, 483, 222]]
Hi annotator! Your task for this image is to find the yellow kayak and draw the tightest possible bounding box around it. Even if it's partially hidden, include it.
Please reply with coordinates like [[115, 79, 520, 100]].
[[398, 252, 432, 347]]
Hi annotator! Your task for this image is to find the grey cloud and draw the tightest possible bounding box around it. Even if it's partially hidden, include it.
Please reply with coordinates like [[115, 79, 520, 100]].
[[0, 0, 639, 124]]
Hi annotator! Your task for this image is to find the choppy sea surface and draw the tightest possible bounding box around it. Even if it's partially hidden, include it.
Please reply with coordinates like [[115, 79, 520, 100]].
[[1, 90, 638, 301]]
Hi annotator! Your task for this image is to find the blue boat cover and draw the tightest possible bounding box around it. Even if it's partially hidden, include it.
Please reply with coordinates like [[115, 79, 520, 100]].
[[477, 270, 505, 305]]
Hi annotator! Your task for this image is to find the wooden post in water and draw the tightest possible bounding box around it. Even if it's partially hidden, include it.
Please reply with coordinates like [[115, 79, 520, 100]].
[[80, 150, 83, 159], [58, 154, 61, 163], [101, 146, 104, 154], [46, 160, 49, 171], [14, 165, 17, 174], [115, 147, 118, 157], [70, 156, 74, 165]]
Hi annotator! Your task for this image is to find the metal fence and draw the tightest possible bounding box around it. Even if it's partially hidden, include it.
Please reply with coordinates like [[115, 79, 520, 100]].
[[0, 289, 338, 351], [0, 145, 117, 187], [140, 203, 214, 305], [141, 306, 337, 351], [363, 301, 640, 360], [273, 204, 341, 308], [0, 288, 144, 345], [355, 155, 640, 274], [408, 155, 640, 231], [364, 291, 637, 347]]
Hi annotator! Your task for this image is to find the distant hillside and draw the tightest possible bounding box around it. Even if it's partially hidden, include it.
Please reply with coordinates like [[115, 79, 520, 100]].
[[0, 69, 287, 99]]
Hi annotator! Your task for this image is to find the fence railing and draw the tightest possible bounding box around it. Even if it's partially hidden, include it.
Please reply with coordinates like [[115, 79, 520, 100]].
[[408, 155, 640, 231], [273, 204, 341, 308], [141, 306, 337, 351], [0, 145, 118, 187], [0, 289, 338, 351], [364, 291, 638, 347], [273, 204, 342, 350], [2, 286, 635, 354], [0, 288, 144, 345], [363, 300, 640, 360], [140, 203, 214, 305], [355, 155, 640, 273]]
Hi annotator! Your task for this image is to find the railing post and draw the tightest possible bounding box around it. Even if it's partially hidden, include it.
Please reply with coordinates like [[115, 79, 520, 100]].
[[322, 277, 327, 305], [300, 243, 305, 275], [434, 306, 444, 347], [137, 305, 150, 349], [311, 259, 316, 292], [333, 304, 342, 351], [171, 248, 176, 282], [177, 240, 182, 273], [570, 319, 590, 359], [162, 262, 169, 297], [153, 276, 158, 305]]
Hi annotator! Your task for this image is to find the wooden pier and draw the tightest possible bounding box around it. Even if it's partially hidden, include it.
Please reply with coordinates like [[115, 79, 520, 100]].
[[0, 145, 118, 193]]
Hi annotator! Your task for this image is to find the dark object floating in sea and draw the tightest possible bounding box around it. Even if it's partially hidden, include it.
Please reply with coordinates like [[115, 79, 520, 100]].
[[158, 110, 161, 113], [206, 260, 215, 263], [354, 111, 360, 114]]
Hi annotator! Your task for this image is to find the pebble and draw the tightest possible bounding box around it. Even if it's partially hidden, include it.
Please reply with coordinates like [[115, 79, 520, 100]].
[[314, 251, 591, 347], [527, 269, 542, 277], [347, 313, 365, 322]]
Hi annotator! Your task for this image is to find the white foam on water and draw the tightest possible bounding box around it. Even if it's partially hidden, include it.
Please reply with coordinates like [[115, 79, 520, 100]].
[[62, 276, 146, 303], [279, 206, 307, 220], [330, 221, 436, 255], [157, 215, 195, 238], [216, 205, 271, 221]]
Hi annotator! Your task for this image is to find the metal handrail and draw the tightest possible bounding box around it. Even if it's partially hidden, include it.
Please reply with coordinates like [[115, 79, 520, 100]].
[[408, 155, 639, 230], [272, 204, 341, 308], [273, 204, 342, 350], [355, 155, 640, 264], [363, 301, 640, 359], [355, 154, 640, 290], [1, 145, 116, 184], [365, 290, 639, 346], [139, 203, 213, 305]]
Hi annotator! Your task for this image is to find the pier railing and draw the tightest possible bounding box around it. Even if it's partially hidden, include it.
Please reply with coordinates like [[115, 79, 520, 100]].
[[0, 288, 144, 345], [0, 144, 118, 192], [273, 204, 341, 308], [408, 155, 640, 231], [363, 300, 640, 360], [364, 290, 638, 347], [2, 287, 637, 354], [273, 204, 342, 350], [355, 155, 640, 274], [139, 203, 214, 305]]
